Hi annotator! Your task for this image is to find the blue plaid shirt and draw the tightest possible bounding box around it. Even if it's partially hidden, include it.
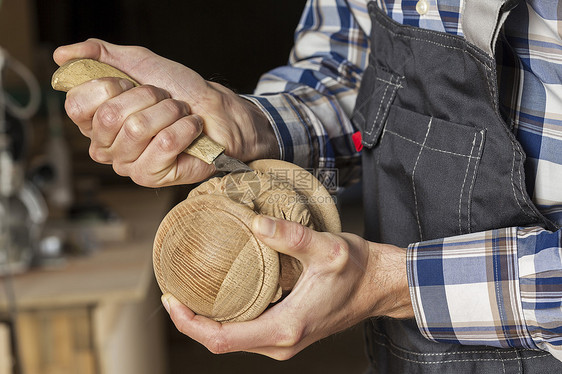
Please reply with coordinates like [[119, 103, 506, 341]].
[[244, 0, 562, 360]]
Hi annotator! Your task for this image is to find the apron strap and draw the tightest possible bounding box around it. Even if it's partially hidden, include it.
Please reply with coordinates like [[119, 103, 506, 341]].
[[461, 0, 520, 56]]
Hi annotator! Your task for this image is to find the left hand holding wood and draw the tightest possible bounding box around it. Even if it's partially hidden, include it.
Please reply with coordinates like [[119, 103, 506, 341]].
[[162, 215, 413, 360]]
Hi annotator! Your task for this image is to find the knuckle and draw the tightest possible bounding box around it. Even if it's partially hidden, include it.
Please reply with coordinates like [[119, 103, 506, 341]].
[[178, 115, 202, 139], [99, 80, 121, 99], [172, 316, 190, 336], [112, 162, 129, 177], [155, 128, 179, 153], [95, 102, 122, 130], [136, 85, 167, 103], [275, 323, 303, 348], [65, 80, 123, 122], [271, 349, 297, 361], [326, 235, 350, 268], [129, 173, 149, 187], [64, 96, 86, 121], [122, 114, 148, 142], [88, 145, 109, 164], [287, 223, 311, 251], [207, 334, 230, 355], [162, 98, 189, 117], [128, 166, 157, 188], [134, 46, 152, 56]]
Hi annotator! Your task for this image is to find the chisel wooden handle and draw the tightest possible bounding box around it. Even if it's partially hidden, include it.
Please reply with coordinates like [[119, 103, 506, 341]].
[[51, 58, 225, 164]]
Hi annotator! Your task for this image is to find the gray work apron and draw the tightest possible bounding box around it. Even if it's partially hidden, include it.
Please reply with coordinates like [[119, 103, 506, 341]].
[[351, 1, 561, 372]]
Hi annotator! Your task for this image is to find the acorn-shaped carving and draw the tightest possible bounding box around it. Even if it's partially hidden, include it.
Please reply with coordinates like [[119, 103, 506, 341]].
[[153, 160, 341, 322]]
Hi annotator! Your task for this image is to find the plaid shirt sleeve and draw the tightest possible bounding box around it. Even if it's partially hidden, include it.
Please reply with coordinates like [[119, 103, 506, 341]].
[[408, 227, 562, 359], [242, 0, 372, 185]]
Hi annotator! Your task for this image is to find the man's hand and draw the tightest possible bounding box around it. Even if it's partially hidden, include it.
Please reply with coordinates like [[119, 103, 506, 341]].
[[161, 215, 414, 360], [53, 39, 278, 187]]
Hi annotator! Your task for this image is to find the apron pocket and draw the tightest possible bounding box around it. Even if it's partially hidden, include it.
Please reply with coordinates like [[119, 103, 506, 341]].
[[377, 105, 486, 241], [351, 63, 404, 148]]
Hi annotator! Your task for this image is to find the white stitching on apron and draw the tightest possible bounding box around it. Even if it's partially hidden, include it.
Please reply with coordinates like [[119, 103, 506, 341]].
[[368, 82, 390, 136], [364, 75, 404, 146], [375, 77, 403, 87], [370, 328, 546, 357], [467, 130, 486, 233], [412, 117, 434, 241], [371, 81, 399, 140], [495, 350, 507, 374], [372, 338, 550, 364], [459, 133, 478, 234], [484, 64, 499, 113], [372, 12, 493, 71], [382, 129, 482, 159]]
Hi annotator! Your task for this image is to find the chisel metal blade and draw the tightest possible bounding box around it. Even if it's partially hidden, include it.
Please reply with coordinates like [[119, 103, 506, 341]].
[[213, 153, 253, 173]]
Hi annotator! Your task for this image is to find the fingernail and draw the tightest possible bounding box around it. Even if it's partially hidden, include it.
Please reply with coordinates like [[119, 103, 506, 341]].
[[191, 114, 203, 127], [119, 78, 135, 91], [253, 215, 276, 238], [161, 294, 171, 314]]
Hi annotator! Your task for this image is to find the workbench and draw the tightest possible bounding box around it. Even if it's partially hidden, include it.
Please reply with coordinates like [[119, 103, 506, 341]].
[[0, 186, 173, 374]]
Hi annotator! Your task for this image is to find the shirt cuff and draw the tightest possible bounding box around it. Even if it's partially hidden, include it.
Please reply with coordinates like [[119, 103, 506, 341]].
[[242, 93, 316, 169], [407, 227, 538, 349]]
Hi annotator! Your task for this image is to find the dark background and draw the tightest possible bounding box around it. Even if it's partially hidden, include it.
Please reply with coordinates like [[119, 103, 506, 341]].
[[34, 0, 307, 93], [26, 0, 308, 185]]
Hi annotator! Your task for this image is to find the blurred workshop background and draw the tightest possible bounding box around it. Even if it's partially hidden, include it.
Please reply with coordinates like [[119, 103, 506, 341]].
[[0, 0, 367, 373]]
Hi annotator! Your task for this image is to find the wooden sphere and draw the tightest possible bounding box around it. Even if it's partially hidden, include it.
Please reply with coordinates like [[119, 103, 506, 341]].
[[153, 160, 341, 322]]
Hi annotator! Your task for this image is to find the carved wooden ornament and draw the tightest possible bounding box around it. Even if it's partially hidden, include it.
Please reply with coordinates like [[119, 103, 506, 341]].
[[153, 160, 341, 322]]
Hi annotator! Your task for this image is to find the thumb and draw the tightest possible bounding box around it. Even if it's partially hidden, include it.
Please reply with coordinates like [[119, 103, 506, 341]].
[[53, 38, 138, 66], [52, 39, 161, 83], [53, 39, 208, 102], [251, 215, 335, 264]]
